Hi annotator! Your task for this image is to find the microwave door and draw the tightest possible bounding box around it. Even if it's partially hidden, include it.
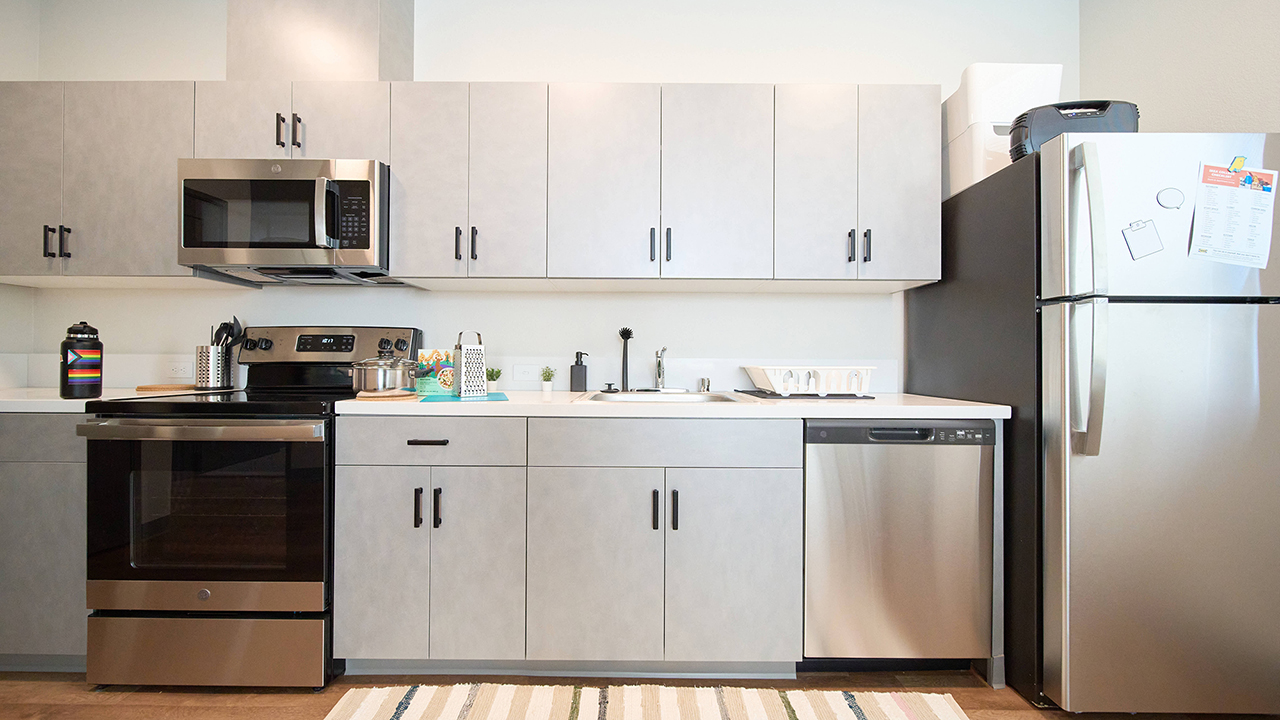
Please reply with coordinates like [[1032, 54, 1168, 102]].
[[314, 178, 339, 249]]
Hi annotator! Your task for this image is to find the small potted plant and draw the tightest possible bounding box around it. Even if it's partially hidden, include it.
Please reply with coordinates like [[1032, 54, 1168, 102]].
[[540, 366, 555, 393], [485, 367, 501, 394]]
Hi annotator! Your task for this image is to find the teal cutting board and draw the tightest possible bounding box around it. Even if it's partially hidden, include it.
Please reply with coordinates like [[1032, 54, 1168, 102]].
[[419, 392, 508, 402]]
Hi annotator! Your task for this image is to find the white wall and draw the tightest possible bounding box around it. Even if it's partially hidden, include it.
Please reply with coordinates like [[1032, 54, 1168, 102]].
[[415, 0, 1081, 99], [1080, 0, 1280, 132], [37, 0, 226, 80], [0, 0, 40, 80], [0, 284, 34, 388]]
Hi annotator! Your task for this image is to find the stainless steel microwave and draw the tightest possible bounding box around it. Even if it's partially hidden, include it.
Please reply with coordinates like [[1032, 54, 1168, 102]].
[[178, 158, 396, 286]]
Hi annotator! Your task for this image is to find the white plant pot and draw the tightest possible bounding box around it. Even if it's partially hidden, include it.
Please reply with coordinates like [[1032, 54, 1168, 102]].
[[486, 380, 498, 393], [541, 381, 553, 392]]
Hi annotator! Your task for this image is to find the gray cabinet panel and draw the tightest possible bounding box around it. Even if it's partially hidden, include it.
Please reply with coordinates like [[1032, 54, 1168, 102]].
[[659, 84, 774, 279], [664, 468, 803, 661], [291, 81, 391, 163], [0, 414, 87, 463], [527, 418, 802, 468], [429, 466, 525, 660], [526, 467, 664, 660], [389, 82, 469, 278], [336, 416, 526, 466], [774, 84, 860, 280], [62, 81, 193, 277], [857, 84, 941, 281], [0, 82, 63, 276], [468, 83, 548, 278], [0, 462, 87, 655], [333, 465, 429, 659], [547, 83, 661, 279], [194, 81, 292, 159]]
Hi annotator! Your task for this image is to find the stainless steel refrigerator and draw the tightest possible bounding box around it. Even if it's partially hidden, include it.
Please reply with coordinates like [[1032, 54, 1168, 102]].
[[907, 132, 1280, 713]]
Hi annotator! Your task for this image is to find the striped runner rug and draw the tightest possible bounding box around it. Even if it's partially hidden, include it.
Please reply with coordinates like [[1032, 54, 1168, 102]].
[[322, 683, 973, 720]]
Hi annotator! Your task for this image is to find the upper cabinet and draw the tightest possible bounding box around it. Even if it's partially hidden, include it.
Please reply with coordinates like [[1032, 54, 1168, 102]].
[[291, 82, 391, 163], [856, 84, 942, 281], [659, 84, 775, 279], [194, 81, 292, 159], [0, 83, 64, 277], [547, 83, 662, 279]]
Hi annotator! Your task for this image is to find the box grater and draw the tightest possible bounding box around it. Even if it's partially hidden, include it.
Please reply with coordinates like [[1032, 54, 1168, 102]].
[[453, 331, 487, 397]]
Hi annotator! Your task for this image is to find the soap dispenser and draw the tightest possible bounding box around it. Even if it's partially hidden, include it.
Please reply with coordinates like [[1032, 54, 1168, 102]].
[[570, 352, 589, 392]]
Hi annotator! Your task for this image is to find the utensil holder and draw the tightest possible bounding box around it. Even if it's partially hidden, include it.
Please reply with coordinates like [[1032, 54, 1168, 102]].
[[196, 345, 233, 390]]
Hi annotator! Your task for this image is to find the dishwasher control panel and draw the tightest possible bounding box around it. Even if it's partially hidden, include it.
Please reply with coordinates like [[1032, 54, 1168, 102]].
[[804, 419, 995, 445]]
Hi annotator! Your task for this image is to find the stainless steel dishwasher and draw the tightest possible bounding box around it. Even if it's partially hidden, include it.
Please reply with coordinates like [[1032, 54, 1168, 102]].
[[804, 419, 994, 659]]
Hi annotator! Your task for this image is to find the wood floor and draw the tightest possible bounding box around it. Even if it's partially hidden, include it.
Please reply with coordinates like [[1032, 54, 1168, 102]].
[[0, 670, 1273, 720]]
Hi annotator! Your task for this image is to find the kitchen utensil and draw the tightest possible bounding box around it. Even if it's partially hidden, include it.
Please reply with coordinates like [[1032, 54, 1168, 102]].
[[352, 344, 420, 393], [61, 321, 103, 399], [742, 365, 874, 397], [195, 345, 233, 390], [230, 316, 244, 346], [453, 331, 487, 397], [618, 327, 633, 391]]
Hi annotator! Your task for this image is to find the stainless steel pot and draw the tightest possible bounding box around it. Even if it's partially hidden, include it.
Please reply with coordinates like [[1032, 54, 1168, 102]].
[[352, 349, 419, 392]]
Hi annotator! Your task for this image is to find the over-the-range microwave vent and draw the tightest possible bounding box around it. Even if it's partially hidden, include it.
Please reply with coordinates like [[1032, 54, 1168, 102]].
[[194, 265, 403, 288]]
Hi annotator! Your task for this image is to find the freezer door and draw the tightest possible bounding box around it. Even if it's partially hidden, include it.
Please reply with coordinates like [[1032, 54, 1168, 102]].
[[1041, 132, 1280, 299], [1042, 300, 1280, 713]]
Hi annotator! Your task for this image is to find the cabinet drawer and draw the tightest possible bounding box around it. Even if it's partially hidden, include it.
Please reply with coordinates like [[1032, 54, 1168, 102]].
[[528, 418, 802, 468], [336, 416, 526, 466], [0, 414, 87, 463]]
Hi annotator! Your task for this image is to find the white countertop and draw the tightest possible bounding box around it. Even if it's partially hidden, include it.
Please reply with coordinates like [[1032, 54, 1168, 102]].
[[0, 387, 183, 413], [335, 391, 1010, 419]]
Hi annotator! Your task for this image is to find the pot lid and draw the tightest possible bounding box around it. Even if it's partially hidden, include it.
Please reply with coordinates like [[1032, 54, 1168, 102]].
[[353, 348, 416, 370]]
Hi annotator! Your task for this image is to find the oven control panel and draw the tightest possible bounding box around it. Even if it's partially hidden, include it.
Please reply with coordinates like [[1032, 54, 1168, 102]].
[[237, 326, 422, 365]]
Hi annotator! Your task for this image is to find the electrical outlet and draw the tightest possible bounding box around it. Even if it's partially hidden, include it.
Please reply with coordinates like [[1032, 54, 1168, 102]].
[[167, 360, 194, 379], [512, 364, 540, 384]]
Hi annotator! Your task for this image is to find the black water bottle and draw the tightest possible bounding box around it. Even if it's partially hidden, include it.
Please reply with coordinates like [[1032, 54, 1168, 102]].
[[60, 321, 102, 399]]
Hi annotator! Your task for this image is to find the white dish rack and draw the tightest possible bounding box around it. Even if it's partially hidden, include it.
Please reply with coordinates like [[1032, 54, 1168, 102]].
[[743, 365, 874, 397]]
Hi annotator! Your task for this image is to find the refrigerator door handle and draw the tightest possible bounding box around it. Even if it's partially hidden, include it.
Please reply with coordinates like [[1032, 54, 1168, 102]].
[[1071, 142, 1109, 296], [1071, 297, 1108, 456]]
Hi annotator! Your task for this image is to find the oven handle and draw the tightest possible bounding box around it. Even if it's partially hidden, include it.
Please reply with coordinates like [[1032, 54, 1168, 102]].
[[76, 419, 326, 442]]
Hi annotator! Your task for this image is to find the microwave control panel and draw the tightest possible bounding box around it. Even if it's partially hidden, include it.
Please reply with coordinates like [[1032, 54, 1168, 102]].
[[337, 182, 371, 249]]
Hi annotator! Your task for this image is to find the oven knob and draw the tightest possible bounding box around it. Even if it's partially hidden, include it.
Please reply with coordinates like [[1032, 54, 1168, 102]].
[[243, 338, 258, 350], [394, 338, 409, 352], [378, 337, 392, 351], [197, 589, 211, 601], [258, 338, 273, 351]]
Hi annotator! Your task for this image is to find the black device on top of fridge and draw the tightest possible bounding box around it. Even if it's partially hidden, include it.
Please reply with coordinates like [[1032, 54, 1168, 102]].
[[907, 132, 1280, 714]]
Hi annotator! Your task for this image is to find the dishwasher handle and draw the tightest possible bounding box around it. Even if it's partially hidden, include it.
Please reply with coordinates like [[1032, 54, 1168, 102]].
[[867, 427, 935, 442]]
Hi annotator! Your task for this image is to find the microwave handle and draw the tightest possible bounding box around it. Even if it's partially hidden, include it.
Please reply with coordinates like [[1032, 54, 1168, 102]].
[[314, 178, 339, 249]]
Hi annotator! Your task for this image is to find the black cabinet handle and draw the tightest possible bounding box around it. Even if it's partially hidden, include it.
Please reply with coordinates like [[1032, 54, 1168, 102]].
[[651, 489, 660, 530], [43, 225, 57, 258], [414, 487, 423, 528], [847, 229, 855, 262], [58, 225, 71, 258], [470, 227, 478, 260], [665, 228, 671, 262], [276, 113, 287, 148], [433, 487, 442, 528], [455, 227, 462, 260], [862, 229, 871, 263], [650, 228, 656, 261], [671, 489, 679, 530], [407, 439, 449, 446], [291, 113, 302, 148]]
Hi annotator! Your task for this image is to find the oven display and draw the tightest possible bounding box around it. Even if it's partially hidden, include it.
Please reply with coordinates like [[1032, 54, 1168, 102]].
[[295, 334, 355, 353]]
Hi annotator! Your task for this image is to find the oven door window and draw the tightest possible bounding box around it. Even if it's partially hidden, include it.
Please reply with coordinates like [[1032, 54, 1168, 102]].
[[183, 179, 324, 249], [88, 438, 326, 582]]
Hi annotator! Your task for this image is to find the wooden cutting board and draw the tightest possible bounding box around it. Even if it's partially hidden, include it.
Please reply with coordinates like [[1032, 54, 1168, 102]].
[[136, 384, 196, 393]]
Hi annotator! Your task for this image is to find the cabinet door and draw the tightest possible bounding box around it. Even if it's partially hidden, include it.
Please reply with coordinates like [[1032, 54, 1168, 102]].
[[334, 466, 429, 659], [660, 84, 774, 279], [389, 82, 469, 278], [774, 84, 860, 280], [857, 85, 941, 281], [194, 81, 292, 159], [429, 467, 525, 660], [664, 468, 803, 662], [0, 462, 87, 655], [62, 81, 193, 277], [0, 82, 63, 276], [547, 83, 661, 278], [468, 83, 548, 278], [526, 467, 664, 660], [291, 82, 391, 163]]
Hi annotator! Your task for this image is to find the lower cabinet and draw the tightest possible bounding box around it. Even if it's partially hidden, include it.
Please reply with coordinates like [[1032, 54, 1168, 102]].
[[333, 465, 526, 660]]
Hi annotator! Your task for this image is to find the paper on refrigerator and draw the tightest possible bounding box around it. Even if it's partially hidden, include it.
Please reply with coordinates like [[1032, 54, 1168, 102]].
[[1188, 164, 1276, 269]]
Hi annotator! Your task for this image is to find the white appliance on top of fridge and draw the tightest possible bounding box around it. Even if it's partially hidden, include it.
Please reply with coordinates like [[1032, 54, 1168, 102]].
[[907, 131, 1280, 714]]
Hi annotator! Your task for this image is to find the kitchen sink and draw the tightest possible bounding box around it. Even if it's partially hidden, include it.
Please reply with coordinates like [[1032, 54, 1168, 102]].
[[577, 391, 745, 403]]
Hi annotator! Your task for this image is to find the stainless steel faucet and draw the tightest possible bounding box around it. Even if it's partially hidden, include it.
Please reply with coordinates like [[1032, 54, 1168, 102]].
[[655, 347, 667, 389]]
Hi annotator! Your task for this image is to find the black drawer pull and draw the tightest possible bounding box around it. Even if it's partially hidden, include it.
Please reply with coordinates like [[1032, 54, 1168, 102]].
[[650, 228, 656, 261], [407, 439, 449, 446], [862, 228, 872, 263], [652, 489, 660, 530], [291, 113, 302, 148], [58, 225, 71, 258], [665, 228, 672, 261], [470, 227, 478, 260], [847, 229, 854, 262], [671, 489, 679, 531], [414, 487, 423, 528], [455, 226, 463, 260], [43, 225, 57, 258], [433, 487, 442, 528], [276, 113, 287, 148]]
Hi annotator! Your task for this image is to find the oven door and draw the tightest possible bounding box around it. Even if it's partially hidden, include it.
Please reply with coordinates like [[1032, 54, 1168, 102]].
[[80, 418, 329, 611]]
